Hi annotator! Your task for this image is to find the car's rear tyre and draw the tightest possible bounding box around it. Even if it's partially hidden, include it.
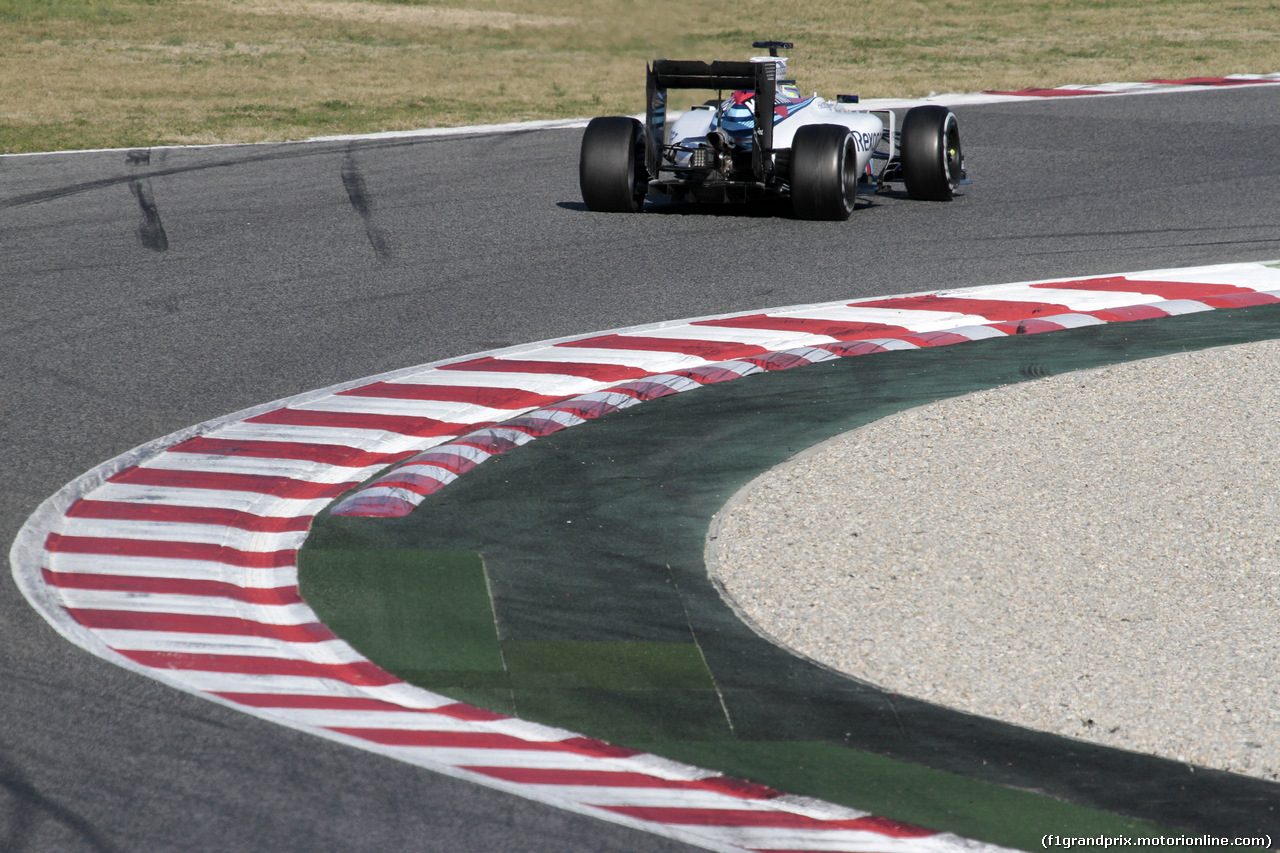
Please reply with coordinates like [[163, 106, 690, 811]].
[[790, 124, 858, 221], [900, 105, 963, 201], [579, 116, 647, 212]]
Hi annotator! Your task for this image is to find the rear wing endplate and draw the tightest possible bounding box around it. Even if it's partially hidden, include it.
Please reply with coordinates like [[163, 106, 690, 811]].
[[645, 59, 779, 180]]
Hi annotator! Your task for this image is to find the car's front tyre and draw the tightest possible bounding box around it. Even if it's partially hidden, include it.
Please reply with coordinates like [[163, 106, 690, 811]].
[[580, 116, 647, 213], [900, 105, 963, 201], [790, 124, 858, 221]]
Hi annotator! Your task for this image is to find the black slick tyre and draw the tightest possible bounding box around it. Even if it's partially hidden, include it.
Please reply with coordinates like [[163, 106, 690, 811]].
[[579, 116, 647, 212], [789, 124, 858, 221], [900, 105, 963, 201]]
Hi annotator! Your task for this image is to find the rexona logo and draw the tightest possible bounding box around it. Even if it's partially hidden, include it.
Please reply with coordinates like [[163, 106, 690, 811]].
[[850, 130, 879, 152]]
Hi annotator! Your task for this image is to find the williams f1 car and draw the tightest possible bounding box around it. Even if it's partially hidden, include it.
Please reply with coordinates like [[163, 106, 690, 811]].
[[579, 41, 966, 220]]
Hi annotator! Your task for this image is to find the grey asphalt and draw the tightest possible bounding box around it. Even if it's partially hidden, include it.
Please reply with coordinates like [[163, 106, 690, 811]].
[[3, 85, 1279, 851]]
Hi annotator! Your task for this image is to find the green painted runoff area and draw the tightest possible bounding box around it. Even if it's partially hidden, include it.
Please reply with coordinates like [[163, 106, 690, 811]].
[[301, 304, 1280, 850]]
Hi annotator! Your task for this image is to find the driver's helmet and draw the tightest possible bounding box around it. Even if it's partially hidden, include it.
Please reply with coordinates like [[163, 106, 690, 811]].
[[749, 55, 788, 79], [719, 57, 808, 145]]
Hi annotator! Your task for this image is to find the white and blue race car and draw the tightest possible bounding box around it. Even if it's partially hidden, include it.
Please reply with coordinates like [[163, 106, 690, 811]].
[[579, 41, 966, 220]]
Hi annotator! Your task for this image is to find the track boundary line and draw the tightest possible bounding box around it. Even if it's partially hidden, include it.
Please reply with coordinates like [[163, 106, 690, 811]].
[[5, 73, 1278, 160]]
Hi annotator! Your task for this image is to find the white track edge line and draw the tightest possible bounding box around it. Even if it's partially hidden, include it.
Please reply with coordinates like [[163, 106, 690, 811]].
[[6, 75, 1279, 160]]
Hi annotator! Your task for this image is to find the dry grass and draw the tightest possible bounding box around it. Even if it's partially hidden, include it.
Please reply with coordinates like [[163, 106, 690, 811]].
[[1, 0, 1277, 153]]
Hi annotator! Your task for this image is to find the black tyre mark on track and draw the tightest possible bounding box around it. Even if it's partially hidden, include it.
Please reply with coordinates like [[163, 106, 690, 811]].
[[126, 149, 169, 252], [127, 181, 168, 252], [0, 128, 549, 211], [341, 150, 391, 262]]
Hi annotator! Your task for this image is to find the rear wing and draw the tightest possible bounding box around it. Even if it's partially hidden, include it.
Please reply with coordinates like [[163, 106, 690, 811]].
[[645, 59, 779, 181]]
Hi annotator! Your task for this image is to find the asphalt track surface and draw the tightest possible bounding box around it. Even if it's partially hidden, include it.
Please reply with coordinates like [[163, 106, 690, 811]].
[[3, 85, 1280, 851]]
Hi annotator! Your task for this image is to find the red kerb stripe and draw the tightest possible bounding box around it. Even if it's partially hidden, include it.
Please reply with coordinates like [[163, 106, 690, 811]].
[[440, 357, 649, 381], [330, 729, 566, 751], [331, 730, 641, 757], [852, 295, 1072, 320], [1145, 77, 1256, 86], [1085, 304, 1173, 322], [902, 331, 978, 347], [985, 87, 1119, 97], [170, 436, 414, 468], [401, 451, 483, 475], [694, 314, 911, 341], [600, 806, 934, 835], [108, 466, 355, 500], [216, 693, 418, 711], [65, 500, 312, 533], [45, 533, 296, 569], [68, 609, 335, 643], [433, 703, 508, 721], [985, 318, 1068, 336], [118, 651, 399, 685], [464, 767, 781, 799], [467, 767, 698, 789], [1034, 276, 1250, 300], [247, 408, 477, 439], [369, 475, 448, 496], [557, 334, 769, 360], [1201, 292, 1280, 308], [338, 382, 562, 409], [741, 352, 820, 371], [42, 569, 302, 604], [560, 737, 641, 758]]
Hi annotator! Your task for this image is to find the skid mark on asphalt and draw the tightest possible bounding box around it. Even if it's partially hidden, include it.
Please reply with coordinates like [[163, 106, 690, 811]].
[[341, 149, 391, 262], [126, 149, 168, 252], [0, 134, 423, 211]]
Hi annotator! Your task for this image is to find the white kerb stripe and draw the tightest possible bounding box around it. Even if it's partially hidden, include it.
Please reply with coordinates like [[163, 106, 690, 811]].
[[88, 631, 361, 660], [768, 306, 994, 331], [386, 368, 610, 394], [615, 324, 840, 348], [56, 589, 317, 623], [689, 825, 963, 851], [84, 483, 336, 516], [202, 421, 445, 454], [352, 744, 657, 772], [1130, 262, 1280, 287], [140, 452, 375, 484], [53, 516, 308, 551], [947, 283, 1171, 310], [527, 786, 780, 810], [505, 346, 711, 369], [174, 673, 453, 705], [43, 552, 298, 585], [292, 395, 527, 422]]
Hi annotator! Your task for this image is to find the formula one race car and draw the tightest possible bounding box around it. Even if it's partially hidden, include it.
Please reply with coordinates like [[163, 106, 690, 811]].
[[579, 41, 966, 220]]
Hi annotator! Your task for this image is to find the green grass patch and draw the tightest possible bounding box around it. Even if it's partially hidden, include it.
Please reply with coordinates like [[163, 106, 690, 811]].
[[1, 0, 1278, 153], [301, 549, 506, 676], [300, 547, 731, 737], [633, 740, 1174, 849], [0, 0, 133, 24]]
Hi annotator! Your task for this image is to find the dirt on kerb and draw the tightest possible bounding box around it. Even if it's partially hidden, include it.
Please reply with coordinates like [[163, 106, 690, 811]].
[[2, 0, 1279, 153]]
